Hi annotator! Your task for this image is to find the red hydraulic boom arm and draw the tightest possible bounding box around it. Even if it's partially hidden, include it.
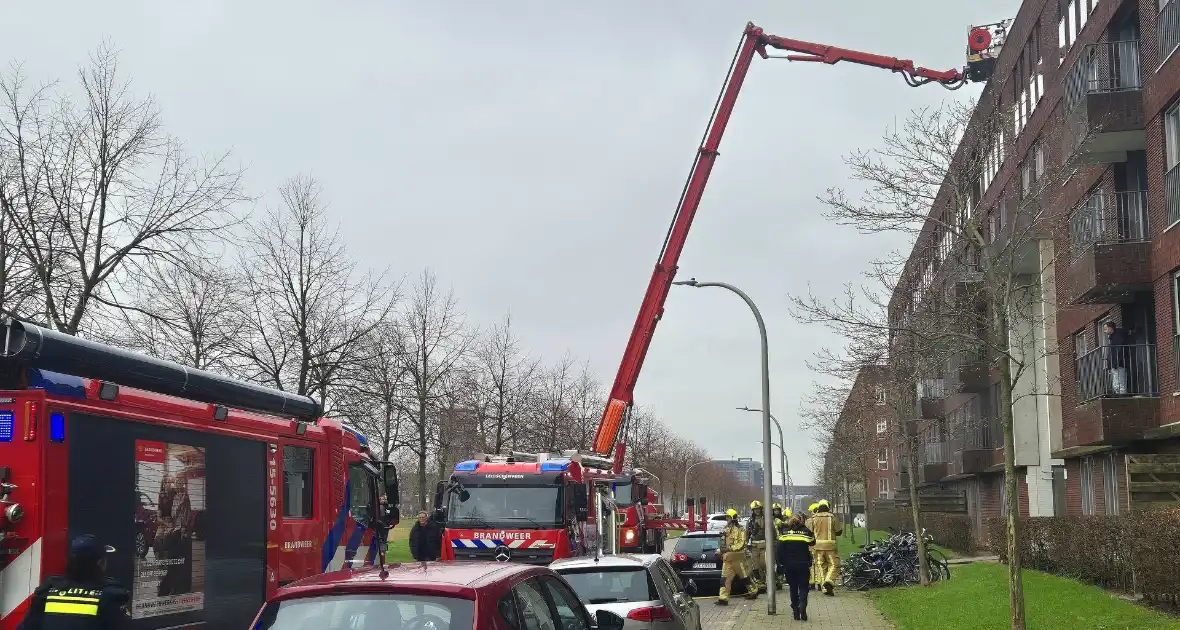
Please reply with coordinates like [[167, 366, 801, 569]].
[[592, 21, 992, 472]]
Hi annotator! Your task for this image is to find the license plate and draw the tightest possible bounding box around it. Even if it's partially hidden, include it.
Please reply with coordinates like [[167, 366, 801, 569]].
[[694, 562, 717, 569]]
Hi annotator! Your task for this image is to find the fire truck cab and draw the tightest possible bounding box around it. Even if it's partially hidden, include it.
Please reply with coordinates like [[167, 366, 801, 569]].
[[436, 451, 660, 564]]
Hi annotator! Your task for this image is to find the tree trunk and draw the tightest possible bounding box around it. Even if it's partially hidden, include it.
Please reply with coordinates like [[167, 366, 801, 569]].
[[997, 318, 1026, 629], [843, 477, 855, 545], [906, 445, 931, 586]]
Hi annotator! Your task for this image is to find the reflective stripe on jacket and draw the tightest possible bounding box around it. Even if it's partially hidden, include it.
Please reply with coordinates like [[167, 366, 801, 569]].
[[775, 525, 816, 567]]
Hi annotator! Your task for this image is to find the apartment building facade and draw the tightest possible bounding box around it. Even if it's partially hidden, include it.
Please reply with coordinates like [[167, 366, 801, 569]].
[[713, 458, 765, 490], [879, 0, 1180, 527], [832, 366, 903, 507]]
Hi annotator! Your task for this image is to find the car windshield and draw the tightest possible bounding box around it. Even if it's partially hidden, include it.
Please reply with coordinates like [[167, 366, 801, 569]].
[[675, 536, 722, 555], [557, 567, 659, 605], [254, 594, 474, 630], [447, 484, 562, 528]]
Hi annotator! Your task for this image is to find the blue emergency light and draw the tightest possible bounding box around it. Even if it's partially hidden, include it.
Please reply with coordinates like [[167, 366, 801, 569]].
[[540, 460, 570, 472], [0, 411, 13, 442], [454, 460, 479, 471], [49, 412, 65, 442]]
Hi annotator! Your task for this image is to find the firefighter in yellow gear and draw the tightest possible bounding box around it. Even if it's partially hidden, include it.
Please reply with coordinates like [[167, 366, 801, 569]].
[[806, 503, 822, 590], [716, 510, 757, 605], [770, 503, 787, 588], [805, 499, 843, 596], [744, 500, 768, 592]]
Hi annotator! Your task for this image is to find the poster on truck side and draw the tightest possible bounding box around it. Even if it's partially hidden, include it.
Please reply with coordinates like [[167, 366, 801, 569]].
[[131, 440, 207, 619]]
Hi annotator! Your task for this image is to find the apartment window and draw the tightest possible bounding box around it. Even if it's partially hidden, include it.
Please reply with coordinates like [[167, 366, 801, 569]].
[[878, 449, 889, 470], [1020, 159, 1033, 196], [1080, 456, 1096, 515], [1103, 452, 1120, 515], [1034, 140, 1045, 179], [876, 386, 887, 405], [878, 477, 890, 498], [1166, 103, 1180, 171], [877, 419, 888, 434], [283, 446, 315, 518], [1173, 270, 1180, 389]]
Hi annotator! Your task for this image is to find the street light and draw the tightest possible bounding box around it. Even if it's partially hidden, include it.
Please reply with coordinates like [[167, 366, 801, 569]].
[[672, 277, 777, 615], [740, 406, 792, 510]]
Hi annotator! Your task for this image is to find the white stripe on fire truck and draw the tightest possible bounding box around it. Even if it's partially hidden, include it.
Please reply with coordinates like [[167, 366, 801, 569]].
[[0, 537, 41, 619]]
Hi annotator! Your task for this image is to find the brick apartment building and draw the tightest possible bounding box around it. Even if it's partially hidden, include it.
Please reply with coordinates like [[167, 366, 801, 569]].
[[831, 366, 903, 509], [851, 0, 1180, 534]]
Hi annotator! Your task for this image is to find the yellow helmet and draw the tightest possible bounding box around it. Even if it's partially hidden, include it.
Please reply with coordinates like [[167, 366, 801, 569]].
[[772, 503, 782, 511], [725, 508, 738, 518], [818, 499, 830, 508], [750, 500, 763, 510], [783, 508, 793, 517], [808, 502, 819, 512]]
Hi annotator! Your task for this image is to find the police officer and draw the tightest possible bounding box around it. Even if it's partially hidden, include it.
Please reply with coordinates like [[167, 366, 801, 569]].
[[744, 500, 767, 592], [18, 535, 130, 630], [715, 509, 757, 605], [777, 514, 816, 620]]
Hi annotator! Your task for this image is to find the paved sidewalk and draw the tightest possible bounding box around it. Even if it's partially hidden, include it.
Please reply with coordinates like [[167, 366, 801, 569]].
[[698, 591, 896, 629]]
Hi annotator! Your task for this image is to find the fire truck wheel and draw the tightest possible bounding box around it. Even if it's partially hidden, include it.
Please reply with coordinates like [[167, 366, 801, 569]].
[[135, 532, 149, 559]]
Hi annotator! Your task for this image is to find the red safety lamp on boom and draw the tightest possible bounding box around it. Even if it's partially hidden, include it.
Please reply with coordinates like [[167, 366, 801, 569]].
[[590, 19, 1012, 474]]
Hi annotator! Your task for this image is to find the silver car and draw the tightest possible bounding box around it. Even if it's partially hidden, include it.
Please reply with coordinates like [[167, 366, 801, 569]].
[[550, 554, 702, 630]]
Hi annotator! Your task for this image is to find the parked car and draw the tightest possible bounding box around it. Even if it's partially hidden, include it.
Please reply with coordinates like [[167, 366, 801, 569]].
[[704, 513, 729, 532], [249, 561, 626, 630], [667, 532, 723, 589], [550, 554, 701, 630]]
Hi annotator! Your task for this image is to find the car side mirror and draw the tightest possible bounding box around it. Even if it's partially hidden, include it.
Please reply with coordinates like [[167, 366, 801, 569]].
[[685, 579, 698, 596], [381, 465, 399, 505], [637, 483, 650, 505], [433, 507, 447, 524], [594, 610, 625, 630], [434, 480, 446, 510]]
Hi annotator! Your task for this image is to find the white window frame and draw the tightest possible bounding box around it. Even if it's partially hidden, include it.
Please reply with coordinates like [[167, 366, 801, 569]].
[[1166, 103, 1180, 171], [878, 448, 889, 470], [1034, 140, 1045, 179], [878, 477, 889, 498], [876, 419, 888, 434], [876, 387, 887, 405], [1172, 270, 1180, 352]]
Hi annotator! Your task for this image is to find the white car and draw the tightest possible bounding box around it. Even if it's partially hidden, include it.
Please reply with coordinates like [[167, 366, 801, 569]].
[[551, 554, 702, 630], [705, 512, 730, 532]]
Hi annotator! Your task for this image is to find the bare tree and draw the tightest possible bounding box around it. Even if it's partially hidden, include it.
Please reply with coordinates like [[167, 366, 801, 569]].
[[472, 314, 538, 454], [535, 351, 576, 452], [792, 96, 1066, 627], [335, 322, 412, 459], [402, 269, 472, 510], [95, 258, 240, 371], [0, 46, 246, 335], [567, 361, 603, 452], [235, 175, 396, 405]]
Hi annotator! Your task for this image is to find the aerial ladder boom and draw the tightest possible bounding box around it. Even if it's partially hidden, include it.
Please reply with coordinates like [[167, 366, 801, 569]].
[[591, 20, 1010, 472]]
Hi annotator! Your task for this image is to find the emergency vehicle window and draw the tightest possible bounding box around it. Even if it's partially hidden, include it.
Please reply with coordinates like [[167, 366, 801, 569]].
[[514, 578, 559, 630], [347, 464, 374, 523], [283, 446, 315, 518]]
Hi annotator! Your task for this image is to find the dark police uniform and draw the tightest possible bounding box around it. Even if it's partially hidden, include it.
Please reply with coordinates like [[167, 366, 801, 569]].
[[17, 536, 130, 630]]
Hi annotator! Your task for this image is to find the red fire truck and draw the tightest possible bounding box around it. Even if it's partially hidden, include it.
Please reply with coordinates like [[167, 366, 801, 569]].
[[0, 319, 400, 630], [437, 451, 671, 563]]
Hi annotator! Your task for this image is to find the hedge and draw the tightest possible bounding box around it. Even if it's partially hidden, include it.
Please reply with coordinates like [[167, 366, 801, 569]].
[[985, 509, 1180, 604], [866, 508, 976, 553]]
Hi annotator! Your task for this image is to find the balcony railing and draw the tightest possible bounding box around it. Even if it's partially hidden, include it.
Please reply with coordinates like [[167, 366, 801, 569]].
[[1168, 163, 1180, 226], [1063, 41, 1143, 112], [919, 440, 950, 465], [961, 415, 1000, 451], [1161, 0, 1180, 66], [1076, 344, 1159, 403], [1068, 190, 1149, 260]]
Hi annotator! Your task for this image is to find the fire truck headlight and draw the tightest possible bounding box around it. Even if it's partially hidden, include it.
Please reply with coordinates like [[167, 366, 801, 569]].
[[623, 528, 636, 543], [4, 503, 22, 525]]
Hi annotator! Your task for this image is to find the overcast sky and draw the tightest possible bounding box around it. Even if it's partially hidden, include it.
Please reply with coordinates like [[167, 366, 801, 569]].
[[6, 1, 1017, 483]]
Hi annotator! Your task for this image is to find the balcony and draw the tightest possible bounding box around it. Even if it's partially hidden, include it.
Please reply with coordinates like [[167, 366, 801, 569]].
[[1065, 190, 1152, 304], [1160, 0, 1180, 69], [1065, 344, 1161, 449], [952, 415, 999, 475], [1061, 40, 1146, 165], [948, 346, 988, 394], [917, 440, 951, 484], [915, 377, 946, 419]]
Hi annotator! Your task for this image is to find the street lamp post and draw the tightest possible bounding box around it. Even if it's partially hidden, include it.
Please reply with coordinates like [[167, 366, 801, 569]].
[[673, 278, 777, 615], [756, 438, 789, 506], [739, 407, 792, 509]]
